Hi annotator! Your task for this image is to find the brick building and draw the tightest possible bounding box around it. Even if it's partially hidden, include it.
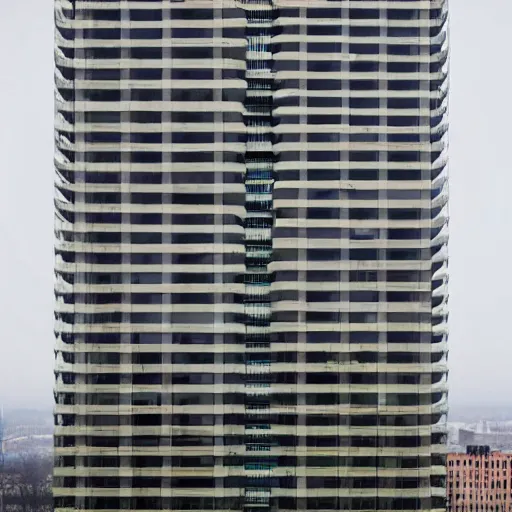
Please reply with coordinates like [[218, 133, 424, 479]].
[[448, 446, 512, 512]]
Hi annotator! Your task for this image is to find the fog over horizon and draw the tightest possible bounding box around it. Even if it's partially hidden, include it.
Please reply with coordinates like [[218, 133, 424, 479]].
[[1, 0, 511, 413]]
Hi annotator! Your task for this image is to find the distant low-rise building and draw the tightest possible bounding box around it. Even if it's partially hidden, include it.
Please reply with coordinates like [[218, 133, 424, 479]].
[[459, 423, 512, 451], [447, 447, 512, 512]]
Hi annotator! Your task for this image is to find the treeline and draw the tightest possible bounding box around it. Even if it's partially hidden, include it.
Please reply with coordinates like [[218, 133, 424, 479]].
[[0, 453, 52, 512]]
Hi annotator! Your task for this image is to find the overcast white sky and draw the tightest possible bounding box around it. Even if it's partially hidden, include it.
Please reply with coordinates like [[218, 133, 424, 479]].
[[0, 0, 509, 413]]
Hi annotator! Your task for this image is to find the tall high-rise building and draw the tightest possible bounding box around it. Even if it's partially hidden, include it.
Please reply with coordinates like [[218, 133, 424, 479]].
[[54, 1, 449, 512]]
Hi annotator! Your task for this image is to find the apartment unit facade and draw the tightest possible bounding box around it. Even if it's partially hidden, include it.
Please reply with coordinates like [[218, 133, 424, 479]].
[[54, 1, 449, 511], [448, 448, 512, 512]]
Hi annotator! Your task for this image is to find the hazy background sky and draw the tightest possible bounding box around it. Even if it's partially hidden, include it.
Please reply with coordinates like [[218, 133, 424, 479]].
[[0, 0, 508, 414]]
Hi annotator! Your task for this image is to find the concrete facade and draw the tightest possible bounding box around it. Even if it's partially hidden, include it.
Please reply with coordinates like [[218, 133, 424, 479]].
[[53, 1, 449, 511]]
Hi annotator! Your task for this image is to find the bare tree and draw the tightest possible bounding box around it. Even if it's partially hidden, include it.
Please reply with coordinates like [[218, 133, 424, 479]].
[[0, 452, 52, 512]]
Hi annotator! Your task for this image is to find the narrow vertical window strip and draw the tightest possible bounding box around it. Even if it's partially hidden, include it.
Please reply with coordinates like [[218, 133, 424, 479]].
[[242, 0, 276, 509]]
